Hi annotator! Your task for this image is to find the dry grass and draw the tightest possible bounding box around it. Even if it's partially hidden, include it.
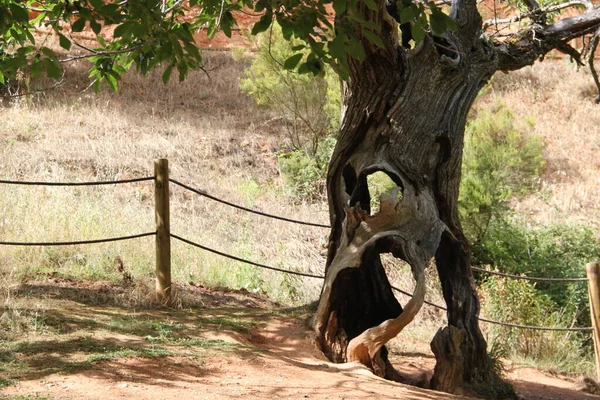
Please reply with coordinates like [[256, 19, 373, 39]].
[[476, 59, 600, 230], [0, 51, 328, 310]]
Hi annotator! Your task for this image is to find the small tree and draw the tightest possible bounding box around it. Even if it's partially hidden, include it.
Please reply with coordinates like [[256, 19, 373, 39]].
[[240, 23, 341, 156], [240, 24, 341, 201], [459, 103, 545, 243]]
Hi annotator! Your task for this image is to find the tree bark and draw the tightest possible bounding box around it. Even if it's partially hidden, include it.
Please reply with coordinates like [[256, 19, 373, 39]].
[[311, 0, 600, 393], [312, 20, 497, 385]]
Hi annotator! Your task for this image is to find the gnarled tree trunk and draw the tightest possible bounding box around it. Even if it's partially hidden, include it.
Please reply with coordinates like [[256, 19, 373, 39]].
[[311, 0, 600, 394], [313, 27, 495, 389]]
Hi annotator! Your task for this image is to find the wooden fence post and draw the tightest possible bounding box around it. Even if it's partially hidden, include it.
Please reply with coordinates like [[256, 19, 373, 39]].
[[155, 159, 171, 305], [586, 262, 600, 381]]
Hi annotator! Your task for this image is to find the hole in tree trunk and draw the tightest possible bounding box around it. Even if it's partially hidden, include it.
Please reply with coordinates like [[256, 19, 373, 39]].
[[342, 165, 405, 217], [366, 171, 403, 215]]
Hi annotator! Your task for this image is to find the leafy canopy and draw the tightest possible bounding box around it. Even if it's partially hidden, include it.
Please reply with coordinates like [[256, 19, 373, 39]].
[[0, 0, 454, 90]]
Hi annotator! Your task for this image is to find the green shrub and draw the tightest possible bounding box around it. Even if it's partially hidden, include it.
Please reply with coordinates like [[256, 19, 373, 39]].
[[240, 23, 341, 202], [473, 216, 599, 315], [278, 136, 336, 202], [367, 171, 398, 214], [473, 216, 598, 374], [240, 23, 341, 157], [481, 275, 594, 374], [459, 103, 545, 243]]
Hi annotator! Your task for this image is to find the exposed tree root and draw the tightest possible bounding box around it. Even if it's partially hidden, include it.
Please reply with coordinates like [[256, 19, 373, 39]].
[[347, 268, 426, 377]]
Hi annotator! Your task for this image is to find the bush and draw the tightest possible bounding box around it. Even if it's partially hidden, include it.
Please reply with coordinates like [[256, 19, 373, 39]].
[[473, 216, 598, 374], [481, 275, 594, 374], [459, 103, 545, 243], [240, 23, 341, 157], [240, 23, 341, 202], [278, 136, 336, 201], [473, 216, 599, 316]]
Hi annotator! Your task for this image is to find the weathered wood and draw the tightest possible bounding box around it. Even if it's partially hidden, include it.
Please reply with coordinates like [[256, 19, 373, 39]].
[[430, 326, 465, 394], [586, 262, 600, 382], [347, 267, 426, 377], [155, 159, 171, 305]]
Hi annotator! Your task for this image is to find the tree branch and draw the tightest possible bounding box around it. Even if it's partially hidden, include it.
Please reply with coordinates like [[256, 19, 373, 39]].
[[483, 0, 594, 31], [450, 0, 483, 50], [59, 45, 143, 63], [587, 27, 600, 103], [494, 8, 600, 71]]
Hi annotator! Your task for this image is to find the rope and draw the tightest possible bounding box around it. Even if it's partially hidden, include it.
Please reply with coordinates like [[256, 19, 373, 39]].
[[477, 316, 593, 332], [472, 266, 588, 282], [170, 233, 325, 279], [0, 232, 156, 246], [171, 234, 591, 332], [392, 285, 447, 311], [169, 179, 331, 229], [0, 176, 155, 186], [390, 285, 592, 332]]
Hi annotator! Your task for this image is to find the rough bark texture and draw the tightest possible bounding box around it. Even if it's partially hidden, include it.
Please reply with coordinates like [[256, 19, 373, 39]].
[[312, 0, 600, 394], [430, 325, 466, 393]]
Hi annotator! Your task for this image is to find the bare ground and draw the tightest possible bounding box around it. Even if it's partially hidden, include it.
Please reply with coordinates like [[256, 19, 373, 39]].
[[1, 280, 596, 400]]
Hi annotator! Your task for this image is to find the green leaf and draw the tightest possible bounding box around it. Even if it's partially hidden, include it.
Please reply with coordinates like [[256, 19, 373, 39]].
[[254, 1, 266, 12], [90, 19, 102, 35], [251, 10, 272, 35], [364, 0, 378, 11], [32, 11, 47, 25], [297, 61, 312, 75], [162, 64, 174, 84], [183, 41, 201, 61], [72, 18, 86, 33], [114, 22, 132, 38], [328, 34, 345, 59], [177, 62, 189, 81], [346, 39, 365, 61], [429, 14, 445, 36], [411, 21, 426, 43], [279, 20, 293, 40], [44, 58, 62, 80], [58, 33, 71, 51], [9, 4, 29, 23], [399, 7, 415, 24], [30, 58, 43, 78], [332, 0, 346, 14], [221, 11, 234, 38], [112, 64, 127, 74], [40, 47, 55, 58], [105, 72, 118, 92], [445, 14, 457, 31], [362, 30, 385, 49], [0, 71, 4, 85], [337, 60, 349, 81], [283, 53, 304, 70], [90, 0, 104, 8]]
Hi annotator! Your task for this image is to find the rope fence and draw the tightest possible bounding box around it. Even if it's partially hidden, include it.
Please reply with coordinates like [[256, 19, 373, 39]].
[[389, 286, 593, 332], [0, 176, 155, 186], [170, 233, 325, 279], [0, 232, 156, 247], [0, 158, 597, 339], [169, 178, 330, 229], [472, 266, 588, 283]]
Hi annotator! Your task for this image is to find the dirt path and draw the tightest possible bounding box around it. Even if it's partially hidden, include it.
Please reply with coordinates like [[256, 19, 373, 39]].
[[1, 282, 597, 400]]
